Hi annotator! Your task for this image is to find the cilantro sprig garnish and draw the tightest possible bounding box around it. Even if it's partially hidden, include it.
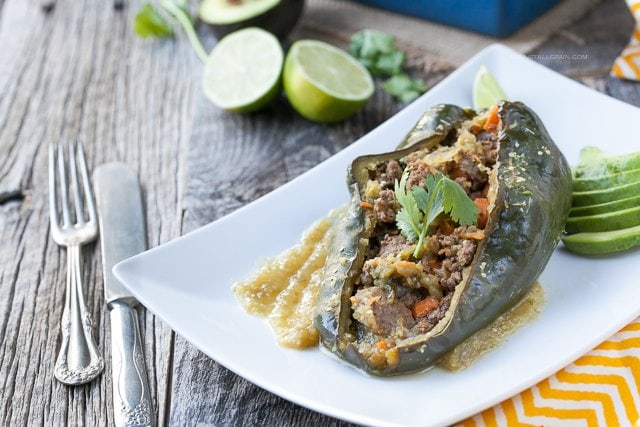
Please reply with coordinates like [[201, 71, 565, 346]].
[[348, 30, 404, 77], [382, 73, 427, 103], [395, 169, 479, 258], [348, 29, 426, 103], [133, 1, 208, 62]]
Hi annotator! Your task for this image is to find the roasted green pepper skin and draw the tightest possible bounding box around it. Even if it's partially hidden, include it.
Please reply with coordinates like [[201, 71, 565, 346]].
[[315, 104, 469, 356], [396, 104, 474, 150], [315, 102, 572, 375]]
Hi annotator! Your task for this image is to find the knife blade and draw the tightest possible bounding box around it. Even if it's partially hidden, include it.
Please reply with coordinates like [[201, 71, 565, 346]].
[[95, 163, 154, 427]]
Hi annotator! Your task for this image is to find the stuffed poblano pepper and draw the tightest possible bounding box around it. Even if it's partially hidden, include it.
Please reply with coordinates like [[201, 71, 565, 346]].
[[315, 101, 572, 375]]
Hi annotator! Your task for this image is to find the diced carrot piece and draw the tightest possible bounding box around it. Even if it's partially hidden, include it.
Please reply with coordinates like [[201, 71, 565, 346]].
[[474, 197, 489, 229], [377, 340, 388, 350], [360, 200, 373, 209], [412, 296, 440, 318], [483, 104, 500, 132]]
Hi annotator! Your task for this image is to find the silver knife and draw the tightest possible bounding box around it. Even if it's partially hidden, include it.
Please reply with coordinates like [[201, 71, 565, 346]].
[[95, 163, 154, 427]]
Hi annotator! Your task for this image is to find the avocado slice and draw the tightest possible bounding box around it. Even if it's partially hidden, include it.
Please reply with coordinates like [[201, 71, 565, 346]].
[[574, 149, 640, 178], [570, 194, 640, 217], [199, 0, 304, 39], [571, 179, 640, 207], [576, 146, 605, 166], [566, 205, 640, 233], [562, 224, 640, 255], [200, 0, 280, 24], [573, 167, 640, 192]]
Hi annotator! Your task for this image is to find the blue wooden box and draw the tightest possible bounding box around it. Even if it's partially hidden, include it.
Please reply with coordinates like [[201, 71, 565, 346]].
[[354, 0, 565, 37]]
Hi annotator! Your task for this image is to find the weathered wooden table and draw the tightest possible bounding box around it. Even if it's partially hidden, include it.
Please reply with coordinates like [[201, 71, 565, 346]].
[[0, 0, 637, 425]]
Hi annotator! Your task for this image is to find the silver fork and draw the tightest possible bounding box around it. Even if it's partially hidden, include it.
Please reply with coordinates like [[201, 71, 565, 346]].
[[49, 139, 104, 385]]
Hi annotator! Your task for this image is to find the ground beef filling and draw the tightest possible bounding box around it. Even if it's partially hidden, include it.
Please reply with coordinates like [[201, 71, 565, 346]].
[[373, 189, 397, 223], [350, 116, 499, 350]]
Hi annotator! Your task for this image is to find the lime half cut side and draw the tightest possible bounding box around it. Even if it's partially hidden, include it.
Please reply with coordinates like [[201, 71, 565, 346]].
[[472, 65, 507, 110], [283, 40, 374, 123], [203, 27, 284, 112]]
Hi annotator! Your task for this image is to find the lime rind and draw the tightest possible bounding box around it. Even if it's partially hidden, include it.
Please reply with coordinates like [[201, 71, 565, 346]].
[[202, 27, 283, 112], [473, 65, 507, 110]]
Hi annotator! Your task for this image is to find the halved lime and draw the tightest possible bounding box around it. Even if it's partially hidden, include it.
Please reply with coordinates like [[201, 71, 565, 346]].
[[472, 65, 507, 110], [283, 40, 374, 123], [202, 27, 283, 112]]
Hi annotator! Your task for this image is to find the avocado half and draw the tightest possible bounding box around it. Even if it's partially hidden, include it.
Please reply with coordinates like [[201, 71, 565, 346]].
[[199, 0, 305, 39]]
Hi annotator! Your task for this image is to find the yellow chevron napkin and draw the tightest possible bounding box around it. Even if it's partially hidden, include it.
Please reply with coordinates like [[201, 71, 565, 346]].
[[611, 0, 640, 80], [459, 316, 640, 426]]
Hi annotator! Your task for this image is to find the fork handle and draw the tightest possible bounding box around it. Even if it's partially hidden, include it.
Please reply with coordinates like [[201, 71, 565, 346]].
[[109, 301, 154, 427], [54, 244, 104, 385]]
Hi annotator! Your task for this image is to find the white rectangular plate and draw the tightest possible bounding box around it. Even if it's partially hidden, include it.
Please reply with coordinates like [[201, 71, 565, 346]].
[[115, 44, 640, 427]]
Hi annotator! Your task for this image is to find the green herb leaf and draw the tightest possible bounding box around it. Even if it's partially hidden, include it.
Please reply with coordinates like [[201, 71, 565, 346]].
[[424, 173, 442, 195], [394, 170, 422, 242], [382, 73, 426, 103], [439, 178, 480, 225], [396, 208, 420, 243], [427, 194, 445, 227], [133, 3, 174, 38], [421, 173, 442, 226], [411, 186, 429, 212], [349, 29, 428, 103], [374, 50, 404, 76], [349, 29, 404, 77], [395, 169, 479, 258], [133, 1, 208, 63], [349, 29, 395, 60]]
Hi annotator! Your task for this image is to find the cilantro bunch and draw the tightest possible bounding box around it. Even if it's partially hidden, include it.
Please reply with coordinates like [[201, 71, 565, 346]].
[[349, 29, 426, 103], [133, 3, 174, 38], [395, 169, 479, 258], [133, 0, 208, 62]]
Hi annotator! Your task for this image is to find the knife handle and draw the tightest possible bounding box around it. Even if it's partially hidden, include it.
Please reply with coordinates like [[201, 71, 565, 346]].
[[109, 301, 154, 427]]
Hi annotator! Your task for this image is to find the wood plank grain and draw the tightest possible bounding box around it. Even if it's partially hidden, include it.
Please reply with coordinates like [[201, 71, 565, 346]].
[[528, 0, 640, 108], [527, 0, 634, 77], [0, 0, 195, 425], [0, 0, 639, 425], [168, 1, 640, 425], [167, 22, 452, 427]]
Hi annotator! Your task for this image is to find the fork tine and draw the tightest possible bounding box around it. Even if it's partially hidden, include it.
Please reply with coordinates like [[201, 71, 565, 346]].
[[67, 140, 85, 225], [56, 143, 71, 228], [48, 144, 60, 230], [75, 139, 96, 223]]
